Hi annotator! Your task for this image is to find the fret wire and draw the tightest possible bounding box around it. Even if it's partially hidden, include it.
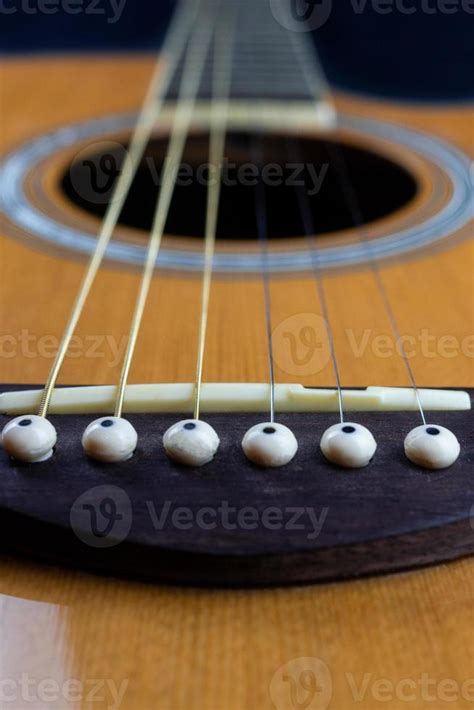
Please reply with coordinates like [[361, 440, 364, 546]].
[[168, 0, 322, 103], [253, 137, 276, 424], [193, 4, 237, 421], [289, 138, 345, 424], [37, 0, 200, 419], [114, 3, 217, 419], [292, 28, 427, 425]]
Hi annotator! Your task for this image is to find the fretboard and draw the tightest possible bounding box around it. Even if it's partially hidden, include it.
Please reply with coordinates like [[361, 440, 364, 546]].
[[166, 0, 327, 103]]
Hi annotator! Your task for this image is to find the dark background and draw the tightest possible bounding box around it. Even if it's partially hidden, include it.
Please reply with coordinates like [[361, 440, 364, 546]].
[[1, 0, 473, 101]]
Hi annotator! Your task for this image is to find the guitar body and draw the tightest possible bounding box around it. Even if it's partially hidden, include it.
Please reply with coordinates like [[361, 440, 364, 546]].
[[1, 56, 473, 393], [0, 16, 473, 710]]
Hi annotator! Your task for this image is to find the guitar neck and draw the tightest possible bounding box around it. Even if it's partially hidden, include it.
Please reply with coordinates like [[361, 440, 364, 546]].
[[165, 0, 329, 103]]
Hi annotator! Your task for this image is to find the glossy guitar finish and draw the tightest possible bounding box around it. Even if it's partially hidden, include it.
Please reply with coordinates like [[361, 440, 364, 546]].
[[0, 42, 473, 710]]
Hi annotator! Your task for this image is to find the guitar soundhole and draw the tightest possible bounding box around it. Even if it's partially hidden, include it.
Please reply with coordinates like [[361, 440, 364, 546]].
[[61, 132, 417, 240]]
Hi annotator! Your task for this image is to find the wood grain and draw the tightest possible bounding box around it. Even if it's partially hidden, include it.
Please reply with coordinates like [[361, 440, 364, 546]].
[[0, 555, 473, 709], [0, 57, 473, 390], [0, 55, 473, 710]]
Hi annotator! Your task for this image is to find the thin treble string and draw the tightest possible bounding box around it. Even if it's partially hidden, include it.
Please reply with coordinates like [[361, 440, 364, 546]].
[[325, 143, 427, 425], [37, 0, 200, 419], [291, 34, 427, 425], [253, 136, 276, 424], [289, 138, 345, 424], [114, 3, 218, 418], [193, 3, 237, 421]]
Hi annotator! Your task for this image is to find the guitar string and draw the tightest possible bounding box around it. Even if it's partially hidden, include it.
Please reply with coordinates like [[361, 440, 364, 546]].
[[36, 0, 200, 419], [252, 137, 276, 424], [192, 2, 237, 421], [323, 143, 427, 425], [288, 138, 345, 424], [113, 3, 218, 418], [293, 35, 428, 425]]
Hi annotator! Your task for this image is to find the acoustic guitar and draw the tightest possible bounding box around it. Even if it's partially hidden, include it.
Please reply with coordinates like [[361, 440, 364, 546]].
[[0, 0, 472, 708]]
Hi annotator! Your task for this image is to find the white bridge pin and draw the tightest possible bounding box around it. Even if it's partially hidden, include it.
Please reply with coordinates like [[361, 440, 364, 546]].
[[163, 420, 220, 467], [82, 417, 138, 463], [1, 415, 57, 463], [404, 424, 460, 470], [320, 422, 377, 469], [242, 422, 298, 468]]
